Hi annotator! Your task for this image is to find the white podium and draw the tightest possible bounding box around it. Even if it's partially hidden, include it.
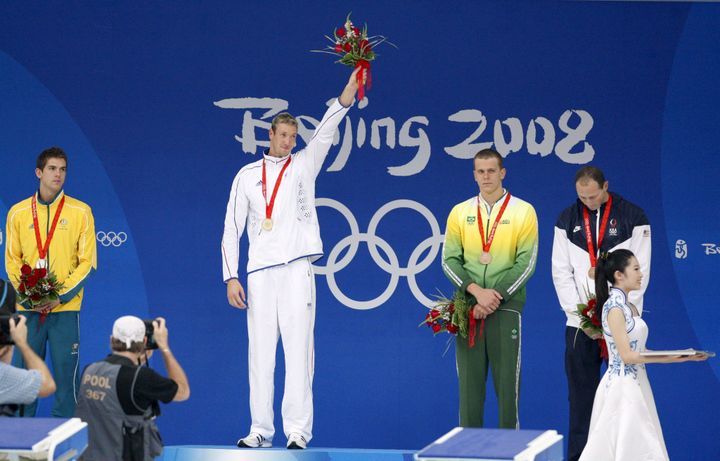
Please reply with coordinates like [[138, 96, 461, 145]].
[[0, 417, 87, 461], [415, 427, 563, 461]]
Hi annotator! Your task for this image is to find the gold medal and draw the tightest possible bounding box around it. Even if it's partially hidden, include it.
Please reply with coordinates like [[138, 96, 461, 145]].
[[261, 218, 273, 231], [479, 252, 493, 265], [588, 267, 595, 279]]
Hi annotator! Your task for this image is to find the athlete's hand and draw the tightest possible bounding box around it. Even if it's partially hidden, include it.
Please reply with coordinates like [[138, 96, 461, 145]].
[[582, 327, 603, 340], [475, 288, 502, 311], [34, 299, 60, 312], [227, 278, 247, 309], [472, 304, 491, 319]]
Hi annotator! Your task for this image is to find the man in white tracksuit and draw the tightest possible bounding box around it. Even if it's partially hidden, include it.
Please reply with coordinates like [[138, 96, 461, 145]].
[[221, 68, 362, 450]]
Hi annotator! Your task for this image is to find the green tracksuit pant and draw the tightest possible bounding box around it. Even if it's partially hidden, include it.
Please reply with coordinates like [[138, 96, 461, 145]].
[[456, 308, 521, 429]]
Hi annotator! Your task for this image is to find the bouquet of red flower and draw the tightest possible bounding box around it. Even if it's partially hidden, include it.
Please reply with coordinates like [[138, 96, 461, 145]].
[[16, 263, 64, 320], [419, 291, 469, 338], [576, 294, 608, 360], [311, 13, 395, 101]]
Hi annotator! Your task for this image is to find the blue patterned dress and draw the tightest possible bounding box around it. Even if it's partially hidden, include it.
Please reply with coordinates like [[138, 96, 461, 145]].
[[580, 287, 669, 461]]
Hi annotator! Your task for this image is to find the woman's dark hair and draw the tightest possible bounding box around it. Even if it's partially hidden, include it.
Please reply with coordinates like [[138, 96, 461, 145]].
[[595, 249, 635, 308]]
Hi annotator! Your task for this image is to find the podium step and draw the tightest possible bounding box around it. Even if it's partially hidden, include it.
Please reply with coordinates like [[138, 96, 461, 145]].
[[159, 446, 414, 461]]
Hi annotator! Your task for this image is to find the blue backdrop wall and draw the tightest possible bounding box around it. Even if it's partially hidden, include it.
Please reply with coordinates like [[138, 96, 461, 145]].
[[1, 1, 718, 459]]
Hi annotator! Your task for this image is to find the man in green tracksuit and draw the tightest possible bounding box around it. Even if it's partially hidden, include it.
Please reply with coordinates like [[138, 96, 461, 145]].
[[442, 149, 538, 429]]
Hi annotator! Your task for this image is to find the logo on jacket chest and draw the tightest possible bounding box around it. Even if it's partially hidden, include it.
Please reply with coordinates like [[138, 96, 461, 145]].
[[466, 216, 510, 225], [608, 218, 618, 236], [28, 220, 69, 231]]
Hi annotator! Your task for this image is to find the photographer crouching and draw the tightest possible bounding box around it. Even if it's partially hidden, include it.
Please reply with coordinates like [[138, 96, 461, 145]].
[[75, 316, 190, 461], [0, 279, 56, 413]]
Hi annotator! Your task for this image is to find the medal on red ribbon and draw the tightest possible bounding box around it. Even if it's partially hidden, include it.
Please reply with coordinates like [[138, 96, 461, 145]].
[[477, 192, 511, 265], [261, 156, 292, 232], [583, 194, 613, 278], [31, 194, 65, 269]]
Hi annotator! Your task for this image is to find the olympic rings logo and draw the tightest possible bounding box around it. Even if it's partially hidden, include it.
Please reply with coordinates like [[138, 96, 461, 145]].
[[96, 231, 128, 247], [314, 198, 444, 310]]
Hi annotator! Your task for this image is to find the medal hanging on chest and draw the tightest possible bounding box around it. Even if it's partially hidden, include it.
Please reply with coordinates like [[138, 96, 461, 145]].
[[583, 194, 613, 279], [477, 193, 511, 265], [31, 194, 65, 269], [261, 156, 292, 232]]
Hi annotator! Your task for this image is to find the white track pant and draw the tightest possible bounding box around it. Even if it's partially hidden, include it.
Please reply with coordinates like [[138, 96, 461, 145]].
[[246, 258, 315, 442]]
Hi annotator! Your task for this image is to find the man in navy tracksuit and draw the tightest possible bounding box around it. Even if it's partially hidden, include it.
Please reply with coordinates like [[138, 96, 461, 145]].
[[551, 166, 651, 461]]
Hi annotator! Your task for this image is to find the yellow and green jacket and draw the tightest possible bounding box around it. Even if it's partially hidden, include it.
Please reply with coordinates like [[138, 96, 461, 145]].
[[5, 190, 97, 312], [442, 190, 538, 311]]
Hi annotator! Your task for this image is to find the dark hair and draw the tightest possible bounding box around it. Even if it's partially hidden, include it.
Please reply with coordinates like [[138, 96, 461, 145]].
[[0, 281, 18, 346], [595, 249, 635, 308], [575, 166, 605, 187], [110, 338, 145, 354], [0, 280, 17, 314], [474, 148, 504, 169], [36, 146, 68, 171]]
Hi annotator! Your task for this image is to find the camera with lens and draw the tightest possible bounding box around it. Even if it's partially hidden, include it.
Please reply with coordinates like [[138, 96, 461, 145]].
[[143, 319, 159, 350], [0, 280, 18, 346]]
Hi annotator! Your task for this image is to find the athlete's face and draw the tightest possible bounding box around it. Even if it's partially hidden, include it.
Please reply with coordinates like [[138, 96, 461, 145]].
[[268, 123, 297, 158], [35, 157, 67, 196], [473, 157, 506, 198], [576, 179, 608, 211], [615, 256, 643, 292]]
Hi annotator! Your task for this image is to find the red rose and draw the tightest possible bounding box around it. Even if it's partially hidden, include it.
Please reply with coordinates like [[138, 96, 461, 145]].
[[430, 310, 440, 319], [352, 26, 360, 36], [448, 303, 455, 313], [18, 283, 26, 293], [334, 43, 343, 52], [590, 315, 601, 327], [27, 274, 39, 288], [587, 299, 597, 310], [582, 305, 591, 317], [343, 42, 352, 52], [360, 39, 369, 50], [21, 264, 32, 276], [431, 324, 442, 333], [335, 27, 345, 37], [30, 293, 42, 301], [36, 268, 47, 279], [446, 323, 458, 334]]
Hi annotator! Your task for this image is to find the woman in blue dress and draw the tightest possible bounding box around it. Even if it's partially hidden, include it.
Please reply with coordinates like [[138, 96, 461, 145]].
[[580, 249, 709, 461]]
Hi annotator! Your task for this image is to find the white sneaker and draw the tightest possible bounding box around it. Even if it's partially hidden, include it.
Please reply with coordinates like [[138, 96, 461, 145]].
[[236, 432, 271, 448], [286, 433, 307, 450]]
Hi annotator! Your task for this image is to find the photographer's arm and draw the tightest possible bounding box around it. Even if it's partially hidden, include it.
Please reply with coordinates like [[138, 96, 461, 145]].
[[153, 318, 190, 401], [0, 345, 12, 364], [10, 317, 56, 398]]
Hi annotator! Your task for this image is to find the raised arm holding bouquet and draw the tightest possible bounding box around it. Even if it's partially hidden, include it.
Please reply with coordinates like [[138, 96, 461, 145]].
[[312, 13, 394, 101]]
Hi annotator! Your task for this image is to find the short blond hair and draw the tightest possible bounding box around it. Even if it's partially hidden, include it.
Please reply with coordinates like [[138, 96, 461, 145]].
[[271, 112, 298, 132]]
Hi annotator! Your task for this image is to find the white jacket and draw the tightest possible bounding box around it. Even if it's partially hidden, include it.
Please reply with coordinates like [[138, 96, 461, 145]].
[[222, 99, 350, 279]]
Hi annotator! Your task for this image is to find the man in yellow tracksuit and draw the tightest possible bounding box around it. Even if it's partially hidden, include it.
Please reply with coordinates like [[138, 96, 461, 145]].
[[5, 146, 96, 417], [442, 148, 538, 429]]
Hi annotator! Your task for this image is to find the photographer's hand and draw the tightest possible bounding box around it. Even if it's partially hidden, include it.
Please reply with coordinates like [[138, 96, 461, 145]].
[[152, 317, 169, 351], [9, 315, 29, 347]]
